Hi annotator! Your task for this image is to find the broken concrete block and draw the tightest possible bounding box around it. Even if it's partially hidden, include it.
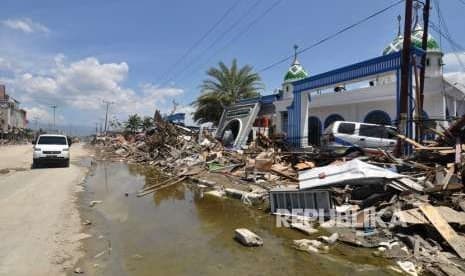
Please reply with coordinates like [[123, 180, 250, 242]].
[[291, 222, 318, 235], [319, 233, 339, 244], [293, 239, 327, 253], [115, 148, 127, 155], [234, 228, 263, 246], [205, 190, 225, 198], [396, 261, 418, 276], [225, 188, 262, 205], [89, 200, 103, 207]]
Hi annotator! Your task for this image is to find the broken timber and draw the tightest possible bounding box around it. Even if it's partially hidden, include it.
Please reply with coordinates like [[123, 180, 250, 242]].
[[419, 203, 465, 259], [137, 176, 187, 197]]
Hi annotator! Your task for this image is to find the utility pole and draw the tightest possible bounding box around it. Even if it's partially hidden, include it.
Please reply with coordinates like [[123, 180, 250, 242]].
[[50, 104, 57, 130], [32, 116, 39, 131], [102, 100, 114, 136], [418, 0, 431, 140], [396, 0, 414, 157]]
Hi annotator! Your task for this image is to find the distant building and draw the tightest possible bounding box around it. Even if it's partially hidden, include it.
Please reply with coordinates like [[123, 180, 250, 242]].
[[166, 113, 185, 125], [0, 85, 28, 134]]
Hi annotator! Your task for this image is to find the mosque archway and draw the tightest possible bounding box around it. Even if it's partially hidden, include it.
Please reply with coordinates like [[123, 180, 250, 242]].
[[324, 114, 345, 129], [221, 119, 241, 146]]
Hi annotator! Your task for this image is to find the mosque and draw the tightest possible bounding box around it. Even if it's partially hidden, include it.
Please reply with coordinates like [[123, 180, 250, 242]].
[[216, 14, 465, 149]]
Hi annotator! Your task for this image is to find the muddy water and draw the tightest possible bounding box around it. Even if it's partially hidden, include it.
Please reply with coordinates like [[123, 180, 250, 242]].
[[80, 162, 399, 276]]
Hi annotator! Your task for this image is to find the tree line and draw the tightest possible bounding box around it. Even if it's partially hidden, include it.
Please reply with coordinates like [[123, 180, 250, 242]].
[[122, 58, 262, 132]]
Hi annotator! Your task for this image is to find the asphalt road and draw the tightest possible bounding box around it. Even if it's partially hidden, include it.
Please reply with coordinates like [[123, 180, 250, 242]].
[[0, 143, 91, 275]]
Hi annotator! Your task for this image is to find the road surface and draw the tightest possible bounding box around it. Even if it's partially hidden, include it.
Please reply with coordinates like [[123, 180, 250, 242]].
[[0, 144, 91, 275]]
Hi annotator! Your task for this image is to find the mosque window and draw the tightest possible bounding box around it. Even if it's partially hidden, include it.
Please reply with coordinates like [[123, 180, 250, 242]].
[[426, 58, 430, 66]]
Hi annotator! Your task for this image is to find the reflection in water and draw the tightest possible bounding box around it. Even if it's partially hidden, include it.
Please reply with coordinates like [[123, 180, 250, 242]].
[[153, 184, 186, 206], [85, 162, 399, 276]]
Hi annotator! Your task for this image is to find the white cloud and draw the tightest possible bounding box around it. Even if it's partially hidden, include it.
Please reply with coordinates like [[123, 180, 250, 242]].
[[2, 18, 50, 34], [443, 51, 465, 73], [0, 54, 188, 124], [24, 106, 51, 121], [0, 57, 13, 71], [23, 106, 66, 125]]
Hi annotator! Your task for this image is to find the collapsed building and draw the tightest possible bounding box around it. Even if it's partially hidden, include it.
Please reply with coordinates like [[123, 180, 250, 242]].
[[0, 85, 28, 136]]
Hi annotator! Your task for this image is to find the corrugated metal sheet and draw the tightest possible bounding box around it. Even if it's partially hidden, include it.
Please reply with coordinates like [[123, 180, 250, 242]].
[[270, 188, 332, 215]]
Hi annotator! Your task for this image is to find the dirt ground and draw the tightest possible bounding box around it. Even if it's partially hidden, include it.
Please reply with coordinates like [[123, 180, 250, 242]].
[[0, 143, 92, 276]]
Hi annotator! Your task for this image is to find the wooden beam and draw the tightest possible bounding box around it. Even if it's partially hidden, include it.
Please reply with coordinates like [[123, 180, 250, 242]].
[[419, 203, 465, 259]]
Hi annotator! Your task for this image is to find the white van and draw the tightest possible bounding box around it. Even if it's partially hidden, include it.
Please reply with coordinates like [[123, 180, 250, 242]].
[[321, 121, 397, 150], [33, 134, 70, 167]]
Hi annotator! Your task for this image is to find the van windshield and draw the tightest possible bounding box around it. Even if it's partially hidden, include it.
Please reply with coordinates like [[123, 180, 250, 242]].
[[38, 136, 67, 145]]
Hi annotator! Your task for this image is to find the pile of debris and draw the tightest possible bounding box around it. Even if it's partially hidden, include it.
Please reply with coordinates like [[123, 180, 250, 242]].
[[270, 117, 465, 276], [93, 113, 465, 275]]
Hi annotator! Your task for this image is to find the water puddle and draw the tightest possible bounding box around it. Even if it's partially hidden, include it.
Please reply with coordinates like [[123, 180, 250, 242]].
[[79, 162, 400, 276]]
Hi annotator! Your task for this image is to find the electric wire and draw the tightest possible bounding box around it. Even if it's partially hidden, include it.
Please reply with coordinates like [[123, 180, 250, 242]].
[[259, 0, 405, 72], [177, 0, 282, 85], [160, 0, 263, 87], [431, 0, 465, 71], [158, 0, 242, 84]]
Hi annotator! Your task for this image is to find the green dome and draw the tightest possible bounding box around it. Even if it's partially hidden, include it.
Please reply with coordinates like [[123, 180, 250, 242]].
[[284, 59, 308, 82], [383, 24, 441, 55]]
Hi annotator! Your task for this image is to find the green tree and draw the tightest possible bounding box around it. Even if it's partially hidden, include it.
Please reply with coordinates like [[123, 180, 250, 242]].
[[141, 116, 153, 131], [124, 114, 142, 134], [192, 59, 262, 125]]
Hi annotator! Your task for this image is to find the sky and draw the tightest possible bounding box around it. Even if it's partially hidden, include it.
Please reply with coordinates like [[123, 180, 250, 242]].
[[0, 0, 464, 133]]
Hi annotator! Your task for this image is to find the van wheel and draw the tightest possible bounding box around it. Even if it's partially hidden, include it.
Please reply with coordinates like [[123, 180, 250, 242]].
[[64, 160, 70, 167], [33, 160, 40, 168]]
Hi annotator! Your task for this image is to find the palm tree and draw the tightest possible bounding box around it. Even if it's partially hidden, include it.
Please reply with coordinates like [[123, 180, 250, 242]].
[[141, 116, 153, 131], [192, 59, 262, 125], [124, 114, 142, 134]]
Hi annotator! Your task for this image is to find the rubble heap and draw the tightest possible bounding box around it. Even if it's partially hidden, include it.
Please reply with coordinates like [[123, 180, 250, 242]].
[[93, 113, 465, 275]]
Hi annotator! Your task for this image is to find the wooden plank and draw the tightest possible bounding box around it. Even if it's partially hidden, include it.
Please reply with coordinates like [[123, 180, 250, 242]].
[[395, 134, 426, 149], [442, 165, 455, 191], [139, 175, 179, 193], [270, 168, 298, 182], [419, 203, 465, 259], [137, 176, 187, 197]]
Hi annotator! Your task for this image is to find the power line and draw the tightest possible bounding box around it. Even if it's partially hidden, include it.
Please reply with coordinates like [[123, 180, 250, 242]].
[[430, 22, 464, 51], [457, 0, 465, 7], [158, 0, 243, 83], [429, 25, 465, 71], [160, 0, 263, 87], [430, 0, 465, 71], [259, 0, 405, 72], [176, 0, 282, 85], [213, 0, 282, 56]]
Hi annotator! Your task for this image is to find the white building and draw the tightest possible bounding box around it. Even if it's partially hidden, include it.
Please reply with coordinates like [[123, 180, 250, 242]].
[[273, 22, 465, 148], [0, 85, 28, 134], [216, 20, 465, 150]]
